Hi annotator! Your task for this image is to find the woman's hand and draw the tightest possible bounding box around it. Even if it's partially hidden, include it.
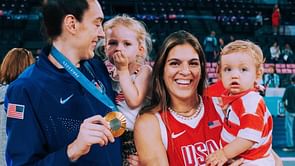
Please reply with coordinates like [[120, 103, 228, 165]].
[[67, 115, 114, 161]]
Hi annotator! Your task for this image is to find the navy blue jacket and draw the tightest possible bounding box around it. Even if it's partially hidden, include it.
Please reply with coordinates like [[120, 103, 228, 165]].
[[4, 46, 122, 165]]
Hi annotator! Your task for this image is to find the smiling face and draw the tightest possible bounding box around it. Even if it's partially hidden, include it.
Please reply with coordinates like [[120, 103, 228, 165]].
[[105, 25, 143, 64], [220, 52, 258, 94], [75, 0, 104, 59], [163, 43, 201, 101]]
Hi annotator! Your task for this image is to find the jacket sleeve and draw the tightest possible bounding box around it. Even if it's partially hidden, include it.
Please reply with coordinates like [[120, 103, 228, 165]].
[[5, 80, 72, 166]]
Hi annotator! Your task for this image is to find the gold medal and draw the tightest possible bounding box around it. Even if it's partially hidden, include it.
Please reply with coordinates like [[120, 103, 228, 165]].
[[104, 112, 126, 137]]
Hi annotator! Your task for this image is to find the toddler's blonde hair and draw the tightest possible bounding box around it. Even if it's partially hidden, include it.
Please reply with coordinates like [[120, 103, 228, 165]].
[[103, 14, 152, 59], [220, 40, 264, 75]]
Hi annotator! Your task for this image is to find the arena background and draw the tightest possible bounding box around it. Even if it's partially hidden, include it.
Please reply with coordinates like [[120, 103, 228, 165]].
[[0, 0, 294, 165]]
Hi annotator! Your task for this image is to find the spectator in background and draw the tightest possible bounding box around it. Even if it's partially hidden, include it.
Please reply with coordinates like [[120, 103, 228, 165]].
[[203, 30, 218, 62], [216, 37, 225, 61], [270, 41, 280, 63], [229, 35, 235, 43], [281, 43, 294, 64], [255, 11, 263, 26], [272, 4, 281, 35], [0, 48, 35, 166], [263, 65, 280, 88], [282, 74, 295, 152]]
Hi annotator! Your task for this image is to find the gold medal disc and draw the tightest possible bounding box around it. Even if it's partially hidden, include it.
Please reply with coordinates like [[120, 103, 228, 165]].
[[104, 112, 126, 137]]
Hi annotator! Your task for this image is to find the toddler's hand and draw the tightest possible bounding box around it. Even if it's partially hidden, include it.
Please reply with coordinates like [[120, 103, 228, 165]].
[[206, 149, 228, 166], [113, 51, 128, 71]]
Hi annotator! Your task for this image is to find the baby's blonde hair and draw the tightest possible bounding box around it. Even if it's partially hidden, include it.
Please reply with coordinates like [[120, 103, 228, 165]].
[[103, 14, 152, 59], [220, 40, 265, 76]]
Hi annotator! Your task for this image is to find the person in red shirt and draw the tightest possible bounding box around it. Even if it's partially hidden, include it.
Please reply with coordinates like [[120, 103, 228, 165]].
[[272, 4, 281, 35]]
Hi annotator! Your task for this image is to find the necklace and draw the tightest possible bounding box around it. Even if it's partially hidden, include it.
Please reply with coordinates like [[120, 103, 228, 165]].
[[169, 96, 203, 120]]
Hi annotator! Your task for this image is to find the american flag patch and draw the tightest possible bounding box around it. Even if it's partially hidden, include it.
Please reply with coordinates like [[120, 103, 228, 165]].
[[208, 120, 221, 129], [7, 103, 25, 120]]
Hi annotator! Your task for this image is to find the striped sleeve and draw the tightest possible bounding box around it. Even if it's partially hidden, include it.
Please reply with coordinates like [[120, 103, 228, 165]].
[[237, 92, 271, 143]]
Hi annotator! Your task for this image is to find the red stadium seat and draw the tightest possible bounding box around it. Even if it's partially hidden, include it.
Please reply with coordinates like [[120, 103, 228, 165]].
[[206, 62, 211, 68], [286, 64, 292, 69], [212, 62, 218, 68], [208, 73, 213, 78], [264, 63, 274, 68], [209, 67, 216, 73], [281, 69, 292, 74]]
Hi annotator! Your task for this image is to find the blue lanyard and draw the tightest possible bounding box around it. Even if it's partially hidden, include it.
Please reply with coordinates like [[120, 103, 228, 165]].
[[50, 46, 117, 111]]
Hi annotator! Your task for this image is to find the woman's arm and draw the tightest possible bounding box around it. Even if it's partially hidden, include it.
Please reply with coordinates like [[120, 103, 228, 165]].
[[134, 113, 169, 166]]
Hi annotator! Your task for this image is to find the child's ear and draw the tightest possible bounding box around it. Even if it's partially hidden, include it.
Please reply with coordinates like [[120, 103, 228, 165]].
[[138, 45, 145, 57]]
